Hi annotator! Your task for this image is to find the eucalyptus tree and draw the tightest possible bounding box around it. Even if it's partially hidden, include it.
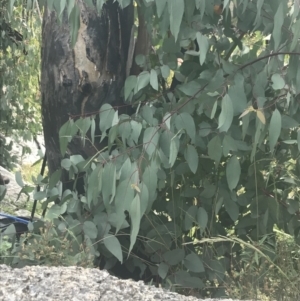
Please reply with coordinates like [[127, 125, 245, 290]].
[[8, 0, 300, 298]]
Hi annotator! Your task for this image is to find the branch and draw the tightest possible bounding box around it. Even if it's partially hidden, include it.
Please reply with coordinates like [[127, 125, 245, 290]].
[[238, 52, 300, 71]]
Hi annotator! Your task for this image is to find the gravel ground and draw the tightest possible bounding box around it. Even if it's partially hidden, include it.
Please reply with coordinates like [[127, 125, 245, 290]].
[[0, 265, 256, 301]]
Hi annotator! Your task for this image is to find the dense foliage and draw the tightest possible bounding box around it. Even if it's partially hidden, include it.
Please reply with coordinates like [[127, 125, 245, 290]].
[[0, 0, 42, 169], [3, 0, 300, 299]]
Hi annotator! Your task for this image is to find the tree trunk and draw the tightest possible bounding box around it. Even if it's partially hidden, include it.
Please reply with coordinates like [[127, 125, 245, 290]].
[[41, 1, 133, 181]]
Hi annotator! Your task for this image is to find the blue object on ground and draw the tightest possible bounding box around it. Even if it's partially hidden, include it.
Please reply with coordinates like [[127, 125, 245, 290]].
[[0, 213, 31, 224]]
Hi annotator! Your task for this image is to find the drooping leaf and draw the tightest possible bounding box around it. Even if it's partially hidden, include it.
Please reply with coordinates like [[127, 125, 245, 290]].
[[69, 4, 80, 48], [218, 94, 233, 132], [168, 0, 184, 41], [175, 112, 196, 142], [196, 32, 209, 65], [142, 164, 158, 209], [197, 207, 208, 234], [169, 136, 179, 167], [137, 71, 150, 91], [143, 127, 160, 157], [156, 0, 167, 17], [124, 75, 137, 100], [102, 163, 116, 207], [269, 109, 281, 152], [129, 194, 141, 254], [226, 155, 241, 191], [104, 234, 123, 263], [207, 135, 222, 165], [150, 69, 158, 90], [272, 2, 284, 50], [99, 104, 115, 139], [256, 110, 266, 125], [224, 197, 239, 222], [185, 205, 197, 230], [158, 262, 169, 279], [184, 144, 198, 174], [15, 171, 24, 187]]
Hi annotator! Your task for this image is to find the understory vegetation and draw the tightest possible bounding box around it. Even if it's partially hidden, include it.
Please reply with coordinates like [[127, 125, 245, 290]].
[[2, 0, 300, 300]]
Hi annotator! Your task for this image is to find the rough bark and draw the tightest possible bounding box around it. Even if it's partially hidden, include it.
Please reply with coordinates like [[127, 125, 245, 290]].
[[41, 0, 133, 179]]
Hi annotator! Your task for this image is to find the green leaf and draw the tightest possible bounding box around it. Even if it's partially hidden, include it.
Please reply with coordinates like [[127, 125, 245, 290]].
[[75, 117, 92, 145], [269, 109, 281, 152], [143, 127, 160, 157], [69, 4, 80, 48], [184, 144, 198, 174], [178, 81, 202, 96], [137, 71, 150, 91], [139, 182, 149, 216], [49, 169, 62, 189], [197, 207, 208, 234], [169, 136, 179, 167], [185, 205, 197, 230], [61, 158, 71, 170], [200, 184, 216, 198], [104, 234, 123, 263], [46, 204, 62, 219], [135, 54, 146, 66], [15, 171, 24, 187], [143, 164, 158, 206], [168, 0, 184, 41], [196, 32, 209, 65], [96, 0, 105, 12], [226, 155, 241, 191], [91, 118, 95, 144], [175, 112, 196, 143], [222, 135, 238, 157], [156, 0, 167, 17], [129, 194, 141, 254], [184, 252, 205, 273], [130, 120, 142, 144], [142, 105, 155, 125], [124, 75, 137, 100], [87, 165, 102, 207], [99, 103, 115, 139], [33, 191, 47, 201], [161, 65, 170, 79], [150, 69, 159, 91], [228, 76, 247, 115], [290, 19, 300, 51], [60, 0, 67, 16], [272, 2, 284, 50], [163, 249, 185, 265], [218, 94, 233, 132], [67, 0, 75, 17], [271, 74, 285, 90], [59, 120, 77, 155], [281, 115, 298, 129], [102, 163, 116, 207], [158, 262, 169, 279], [224, 197, 239, 222], [83, 221, 98, 239], [207, 135, 222, 165], [115, 180, 134, 213]]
